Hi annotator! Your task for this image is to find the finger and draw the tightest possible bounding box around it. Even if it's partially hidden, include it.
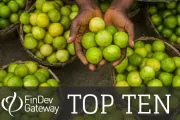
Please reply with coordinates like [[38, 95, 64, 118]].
[[124, 20, 135, 48], [104, 11, 113, 26], [112, 48, 127, 66], [75, 36, 88, 65], [97, 59, 107, 69], [68, 19, 79, 43], [89, 64, 96, 71]]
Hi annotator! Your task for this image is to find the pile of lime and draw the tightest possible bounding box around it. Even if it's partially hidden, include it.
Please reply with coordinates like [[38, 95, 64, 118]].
[[72, 103, 138, 120], [83, 17, 128, 64], [0, 61, 59, 88], [149, 1, 180, 44], [0, 0, 26, 29], [20, 0, 78, 64], [114, 40, 180, 112]]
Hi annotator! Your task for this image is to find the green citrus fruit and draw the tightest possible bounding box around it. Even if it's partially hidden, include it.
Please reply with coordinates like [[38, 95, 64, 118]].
[[175, 68, 180, 75], [166, 1, 177, 9], [8, 76, 23, 87], [157, 25, 164, 32], [161, 58, 176, 72], [149, 5, 157, 15], [161, 28, 173, 38], [8, 63, 17, 73], [3, 73, 14, 86], [7, 1, 19, 13], [114, 31, 128, 48], [60, 16, 71, 30], [173, 75, 180, 87], [35, 50, 45, 60], [81, 32, 97, 49], [169, 34, 177, 42], [153, 52, 167, 61], [23, 25, 32, 33], [151, 14, 162, 26], [23, 75, 39, 88], [42, 1, 56, 13], [24, 36, 37, 49], [116, 73, 126, 82], [115, 57, 128, 73], [0, 70, 7, 82], [64, 30, 70, 40], [48, 23, 63, 37], [126, 64, 137, 72], [164, 15, 177, 29], [86, 47, 103, 64], [105, 25, 117, 35], [134, 41, 145, 49], [89, 17, 105, 33], [152, 40, 165, 52], [25, 61, 38, 74], [30, 13, 38, 26], [159, 72, 173, 86], [95, 30, 112, 47], [0, 5, 11, 18], [47, 53, 58, 63], [67, 43, 75, 55], [135, 47, 147, 58], [16, 0, 26, 9], [36, 13, 49, 28], [60, 6, 71, 16], [127, 47, 134, 57], [48, 9, 61, 22], [145, 58, 160, 71], [44, 32, 53, 44], [173, 56, 180, 67], [40, 44, 53, 56], [56, 49, 70, 62], [53, 36, 67, 49], [14, 64, 29, 77], [116, 80, 129, 87], [128, 53, 143, 66], [0, 18, 10, 29], [140, 66, 155, 81], [34, 71, 47, 83], [20, 12, 30, 25], [147, 79, 163, 87], [47, 79, 59, 87], [35, 0, 46, 10], [175, 27, 180, 36], [127, 71, 142, 87], [32, 26, 46, 40], [37, 68, 50, 79]]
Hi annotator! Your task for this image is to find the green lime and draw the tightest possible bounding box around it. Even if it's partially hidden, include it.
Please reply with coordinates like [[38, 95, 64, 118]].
[[116, 74, 126, 82], [48, 9, 61, 23], [32, 26, 46, 40], [3, 73, 14, 86], [89, 17, 105, 33], [114, 31, 128, 48], [105, 25, 117, 35], [135, 47, 147, 58], [157, 2, 165, 9], [69, 12, 78, 20], [146, 58, 160, 71], [157, 25, 164, 32], [115, 57, 128, 73], [64, 30, 70, 40], [144, 43, 152, 53], [153, 52, 167, 61], [35, 50, 45, 60], [25, 61, 38, 74], [149, 5, 157, 15], [0, 18, 9, 29], [169, 33, 177, 42], [152, 40, 165, 52], [71, 4, 79, 12], [48, 23, 64, 37], [162, 10, 172, 18], [177, 15, 180, 26], [14, 64, 29, 77], [8, 1, 19, 13], [53, 36, 67, 49], [127, 47, 134, 57], [23, 75, 39, 88], [151, 14, 162, 26], [95, 30, 112, 47], [60, 16, 71, 30], [164, 15, 177, 29], [147, 79, 163, 87], [161, 58, 176, 72], [128, 53, 143, 66], [42, 1, 56, 13], [24, 36, 37, 49], [60, 6, 71, 16], [0, 5, 11, 18], [16, 0, 26, 9], [47, 79, 59, 87], [47, 53, 58, 63], [86, 47, 103, 64], [173, 56, 180, 67], [127, 64, 137, 72], [37, 68, 50, 79], [82, 32, 97, 49], [20, 12, 30, 25], [35, 0, 46, 10], [8, 76, 23, 87], [56, 49, 70, 62], [134, 41, 144, 48], [176, 27, 180, 37], [23, 25, 32, 33], [0, 3, 5, 8], [177, 3, 180, 13], [175, 68, 180, 75], [37, 40, 44, 49], [172, 9, 177, 15], [166, 1, 177, 9], [0, 70, 7, 82], [67, 43, 75, 55], [140, 66, 155, 81], [7, 63, 17, 73], [30, 13, 38, 26], [36, 13, 49, 28], [177, 37, 180, 44], [44, 32, 53, 44], [10, 13, 19, 23], [161, 27, 173, 38], [173, 75, 180, 87], [159, 72, 173, 86], [127, 71, 142, 87], [40, 44, 53, 56], [100, 2, 109, 13]]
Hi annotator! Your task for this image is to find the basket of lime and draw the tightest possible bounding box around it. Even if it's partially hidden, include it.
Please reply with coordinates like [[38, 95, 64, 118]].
[[19, 0, 78, 67], [112, 36, 180, 116], [0, 0, 32, 36], [147, 2, 180, 50], [0, 61, 62, 120]]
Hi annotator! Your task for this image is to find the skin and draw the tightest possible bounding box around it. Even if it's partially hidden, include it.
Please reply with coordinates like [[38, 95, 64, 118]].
[[68, 0, 135, 71]]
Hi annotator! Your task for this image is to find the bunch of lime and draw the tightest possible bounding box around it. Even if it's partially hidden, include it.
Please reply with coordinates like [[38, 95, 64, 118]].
[[0, 61, 59, 88], [83, 17, 129, 64], [72, 103, 137, 120], [149, 1, 180, 44], [20, 0, 79, 64], [0, 0, 26, 29]]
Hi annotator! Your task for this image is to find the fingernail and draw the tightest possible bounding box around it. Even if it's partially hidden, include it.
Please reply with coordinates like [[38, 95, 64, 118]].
[[68, 37, 71, 41]]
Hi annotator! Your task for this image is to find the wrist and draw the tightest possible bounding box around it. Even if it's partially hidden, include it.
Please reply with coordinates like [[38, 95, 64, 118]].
[[109, 0, 134, 11], [75, 0, 99, 10]]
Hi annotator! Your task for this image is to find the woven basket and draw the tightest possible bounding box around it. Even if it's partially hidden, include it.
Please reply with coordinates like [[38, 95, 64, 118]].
[[129, 8, 140, 18], [19, 5, 76, 67], [112, 36, 180, 116], [146, 4, 180, 50], [0, 0, 33, 36]]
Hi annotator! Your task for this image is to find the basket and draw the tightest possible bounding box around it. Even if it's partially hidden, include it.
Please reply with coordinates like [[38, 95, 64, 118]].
[[129, 8, 140, 18], [0, 0, 33, 36], [112, 36, 180, 116], [146, 4, 180, 50], [19, 5, 76, 67]]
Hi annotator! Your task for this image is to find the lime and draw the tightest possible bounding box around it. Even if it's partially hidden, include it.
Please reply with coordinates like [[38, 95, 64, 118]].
[[115, 57, 128, 73], [86, 47, 103, 64], [35, 0, 46, 10], [32, 26, 46, 40], [173, 56, 180, 67], [116, 81, 129, 87], [37, 68, 50, 79], [35, 51, 45, 60], [169, 33, 177, 42], [134, 41, 145, 48], [56, 49, 70, 62], [161, 28, 173, 38], [44, 32, 53, 44], [161, 58, 176, 72], [95, 30, 112, 47], [126, 64, 137, 72], [10, 13, 19, 23], [173, 75, 180, 87], [105, 25, 117, 35], [71, 4, 79, 12], [25, 61, 38, 74], [36, 13, 49, 28], [149, 5, 157, 15], [8, 63, 18, 73], [100, 2, 109, 13], [48, 9, 61, 22], [48, 23, 63, 37], [147, 79, 163, 87], [23, 25, 32, 33], [159, 72, 173, 86], [64, 30, 70, 40], [145, 58, 160, 71], [8, 1, 19, 13], [53, 36, 67, 49], [140, 66, 155, 81], [69, 12, 78, 20], [164, 15, 177, 29], [8, 76, 23, 87], [176, 27, 180, 36], [166, 2, 177, 9], [0, 112, 13, 120], [116, 74, 126, 82], [20, 12, 30, 25], [89, 17, 105, 33], [152, 40, 165, 52], [60, 6, 71, 16], [30, 13, 38, 26], [3, 73, 14, 86], [157, 2, 165, 9], [0, 3, 5, 8], [128, 53, 143, 66], [60, 16, 71, 30], [47, 79, 59, 87], [24, 36, 37, 49], [47, 53, 58, 63], [140, 58, 147, 69], [25, 33, 33, 39], [114, 31, 128, 48], [175, 68, 180, 75], [55, 0, 63, 7], [135, 47, 147, 58], [0, 70, 7, 82], [127, 71, 142, 87], [42, 1, 56, 13], [0, 5, 11, 18], [72, 116, 84, 120], [127, 47, 134, 57], [153, 52, 167, 61], [23, 75, 39, 88], [157, 25, 164, 32], [67, 43, 75, 55], [14, 64, 29, 77], [177, 3, 180, 13], [177, 15, 180, 26], [16, 0, 25, 9], [151, 14, 162, 26], [2, 0, 10, 4], [177, 37, 180, 44], [40, 44, 53, 56], [82, 32, 97, 49], [103, 45, 121, 62]]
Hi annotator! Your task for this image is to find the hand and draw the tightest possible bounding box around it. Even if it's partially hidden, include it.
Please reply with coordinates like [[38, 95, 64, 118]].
[[68, 0, 106, 71], [104, 0, 135, 66]]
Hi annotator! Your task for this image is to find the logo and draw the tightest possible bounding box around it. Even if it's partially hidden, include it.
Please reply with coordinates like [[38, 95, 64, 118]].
[[1, 92, 23, 117]]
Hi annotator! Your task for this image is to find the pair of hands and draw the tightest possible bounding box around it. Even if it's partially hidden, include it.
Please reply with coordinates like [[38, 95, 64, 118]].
[[68, 1, 135, 71]]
